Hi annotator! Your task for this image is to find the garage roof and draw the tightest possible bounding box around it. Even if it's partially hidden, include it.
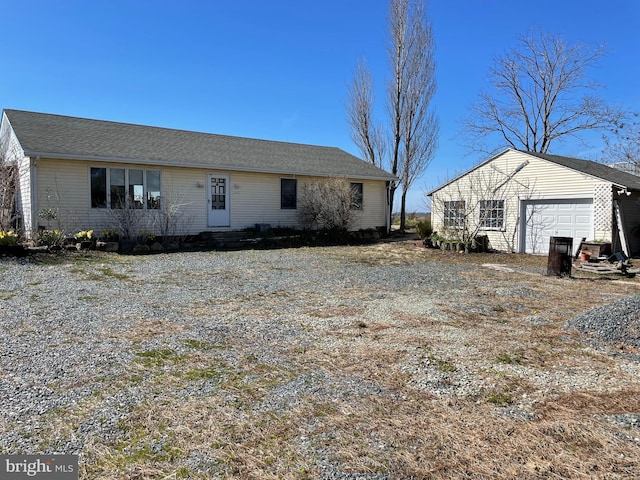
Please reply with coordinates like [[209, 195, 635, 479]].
[[428, 149, 640, 195], [524, 150, 640, 191]]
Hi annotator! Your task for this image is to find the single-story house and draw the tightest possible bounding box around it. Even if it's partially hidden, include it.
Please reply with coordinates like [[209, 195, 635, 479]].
[[0, 109, 396, 239], [428, 148, 640, 256]]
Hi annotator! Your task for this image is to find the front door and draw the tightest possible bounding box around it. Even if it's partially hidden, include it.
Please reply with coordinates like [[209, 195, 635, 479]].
[[207, 174, 230, 227]]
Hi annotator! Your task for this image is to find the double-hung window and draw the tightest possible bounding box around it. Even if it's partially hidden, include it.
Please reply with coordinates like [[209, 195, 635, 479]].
[[350, 182, 363, 210], [281, 178, 297, 209], [443, 200, 465, 228], [479, 199, 505, 230], [91, 167, 161, 210]]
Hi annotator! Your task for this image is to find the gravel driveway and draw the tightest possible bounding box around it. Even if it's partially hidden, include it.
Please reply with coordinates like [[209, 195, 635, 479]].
[[1, 243, 640, 479]]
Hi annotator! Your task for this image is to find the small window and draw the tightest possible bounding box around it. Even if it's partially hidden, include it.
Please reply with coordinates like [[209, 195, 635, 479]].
[[443, 200, 465, 228], [350, 182, 363, 210], [90, 167, 107, 208], [281, 178, 297, 209], [479, 199, 505, 230], [146, 170, 161, 209]]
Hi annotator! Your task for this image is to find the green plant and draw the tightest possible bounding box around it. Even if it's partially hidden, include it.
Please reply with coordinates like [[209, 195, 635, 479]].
[[100, 229, 120, 242], [486, 390, 513, 406], [36, 229, 66, 247], [137, 229, 156, 244], [496, 352, 523, 364], [135, 348, 181, 367], [0, 230, 19, 246], [416, 219, 433, 239]]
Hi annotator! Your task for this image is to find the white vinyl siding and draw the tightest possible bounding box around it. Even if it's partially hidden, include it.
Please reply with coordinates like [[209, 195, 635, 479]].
[[33, 159, 389, 236], [431, 150, 605, 253]]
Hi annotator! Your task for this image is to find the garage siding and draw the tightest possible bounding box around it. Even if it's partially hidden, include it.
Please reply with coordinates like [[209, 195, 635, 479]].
[[430, 150, 606, 253]]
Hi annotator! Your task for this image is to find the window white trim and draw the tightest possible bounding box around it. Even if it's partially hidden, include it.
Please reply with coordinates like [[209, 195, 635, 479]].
[[443, 200, 465, 228], [479, 199, 505, 231], [89, 166, 161, 210]]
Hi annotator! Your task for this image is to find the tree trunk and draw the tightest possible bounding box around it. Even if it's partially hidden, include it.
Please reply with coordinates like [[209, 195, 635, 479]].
[[399, 189, 407, 232], [389, 182, 397, 227]]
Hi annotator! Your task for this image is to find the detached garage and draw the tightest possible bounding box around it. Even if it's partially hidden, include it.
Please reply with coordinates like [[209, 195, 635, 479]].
[[428, 149, 640, 256]]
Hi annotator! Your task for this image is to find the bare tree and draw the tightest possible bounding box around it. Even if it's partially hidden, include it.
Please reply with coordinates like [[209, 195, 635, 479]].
[[346, 0, 438, 231], [605, 115, 640, 173], [397, 0, 438, 229], [345, 59, 385, 168], [462, 30, 624, 156]]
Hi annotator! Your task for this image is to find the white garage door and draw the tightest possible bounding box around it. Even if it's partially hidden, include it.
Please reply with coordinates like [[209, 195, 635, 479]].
[[522, 199, 593, 254]]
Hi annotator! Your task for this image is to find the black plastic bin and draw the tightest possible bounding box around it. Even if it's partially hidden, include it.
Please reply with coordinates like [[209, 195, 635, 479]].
[[547, 236, 573, 276]]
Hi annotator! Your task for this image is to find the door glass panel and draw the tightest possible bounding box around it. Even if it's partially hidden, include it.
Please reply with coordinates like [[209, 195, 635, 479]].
[[211, 177, 226, 210]]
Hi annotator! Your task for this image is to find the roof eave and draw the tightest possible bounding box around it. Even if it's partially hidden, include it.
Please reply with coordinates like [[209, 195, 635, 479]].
[[24, 150, 397, 182]]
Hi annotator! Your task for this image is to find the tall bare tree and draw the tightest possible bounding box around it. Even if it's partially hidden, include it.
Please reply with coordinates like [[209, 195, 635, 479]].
[[345, 59, 385, 168], [397, 0, 438, 229], [346, 0, 438, 231], [462, 30, 624, 155]]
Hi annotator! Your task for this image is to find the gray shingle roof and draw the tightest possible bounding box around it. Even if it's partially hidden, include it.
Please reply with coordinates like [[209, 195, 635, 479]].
[[522, 150, 640, 190], [3, 109, 395, 181]]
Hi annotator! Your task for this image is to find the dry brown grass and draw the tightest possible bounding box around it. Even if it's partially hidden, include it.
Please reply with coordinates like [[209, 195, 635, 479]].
[[25, 241, 640, 478]]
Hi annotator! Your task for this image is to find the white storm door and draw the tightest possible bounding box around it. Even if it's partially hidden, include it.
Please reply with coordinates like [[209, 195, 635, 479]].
[[207, 174, 230, 227]]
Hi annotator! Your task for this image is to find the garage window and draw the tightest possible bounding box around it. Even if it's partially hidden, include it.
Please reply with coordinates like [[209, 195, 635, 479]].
[[479, 200, 505, 230], [443, 200, 465, 228]]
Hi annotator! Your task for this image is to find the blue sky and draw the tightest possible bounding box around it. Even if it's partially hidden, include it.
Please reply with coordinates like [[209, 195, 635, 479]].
[[2, 0, 638, 212]]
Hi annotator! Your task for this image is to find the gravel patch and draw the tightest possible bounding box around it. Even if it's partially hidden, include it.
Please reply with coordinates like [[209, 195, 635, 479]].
[[1, 246, 640, 477], [565, 294, 640, 350]]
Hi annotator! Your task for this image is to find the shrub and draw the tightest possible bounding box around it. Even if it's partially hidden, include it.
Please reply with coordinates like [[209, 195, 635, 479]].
[[137, 230, 156, 244], [100, 229, 120, 242], [416, 219, 433, 239], [0, 230, 19, 246], [298, 178, 356, 231], [37, 229, 66, 247]]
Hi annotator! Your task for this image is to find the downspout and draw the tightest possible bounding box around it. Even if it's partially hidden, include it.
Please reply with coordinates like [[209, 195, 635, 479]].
[[386, 181, 391, 234]]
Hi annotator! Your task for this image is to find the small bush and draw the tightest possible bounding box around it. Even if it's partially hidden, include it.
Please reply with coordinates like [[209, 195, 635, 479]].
[[100, 229, 120, 242], [298, 178, 356, 232], [137, 230, 156, 244], [37, 229, 66, 247], [0, 230, 19, 246], [416, 220, 433, 239]]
